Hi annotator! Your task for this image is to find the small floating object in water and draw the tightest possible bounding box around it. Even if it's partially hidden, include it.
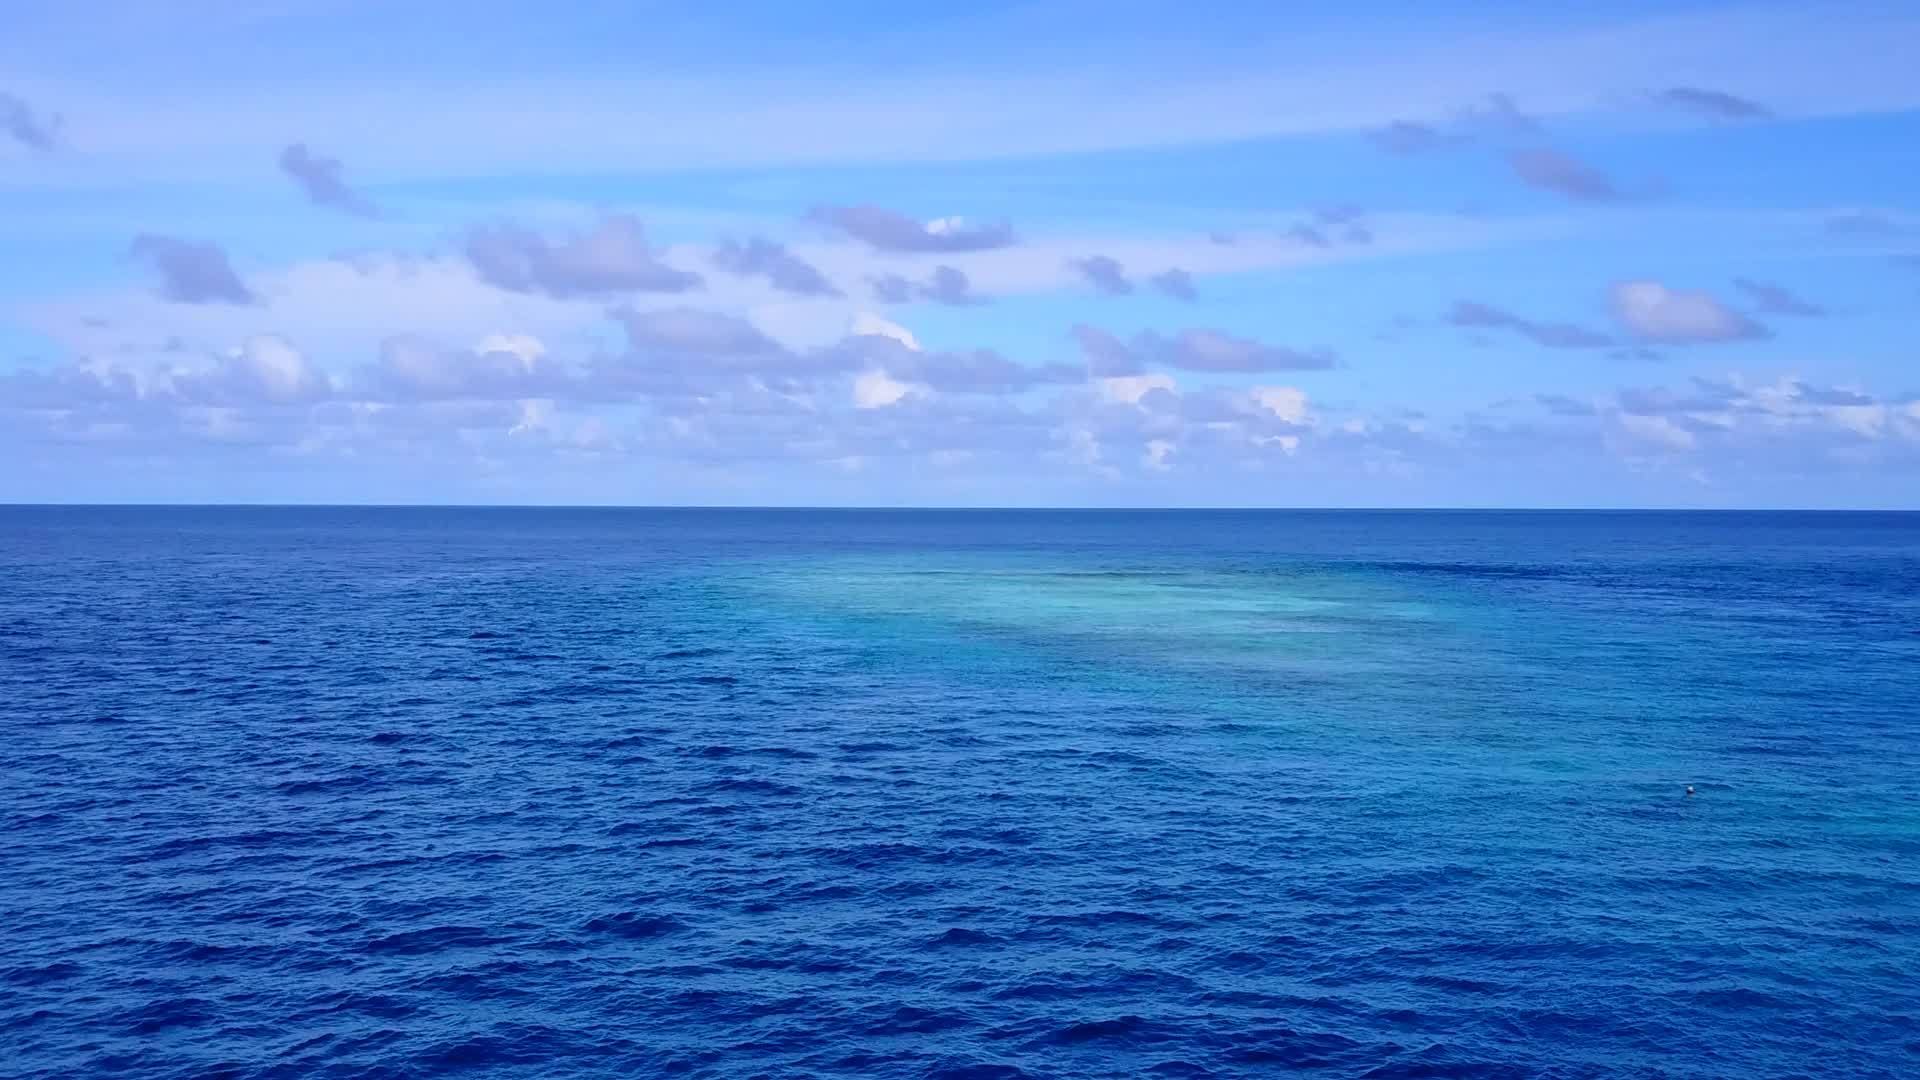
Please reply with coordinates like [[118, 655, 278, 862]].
[[1686, 785, 1696, 797]]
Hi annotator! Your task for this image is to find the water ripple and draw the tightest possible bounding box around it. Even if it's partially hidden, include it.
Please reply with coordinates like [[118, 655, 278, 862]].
[[3, 507, 1917, 1078]]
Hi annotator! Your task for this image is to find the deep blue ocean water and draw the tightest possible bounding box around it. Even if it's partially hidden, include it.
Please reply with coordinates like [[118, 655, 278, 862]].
[[3, 507, 1917, 1079]]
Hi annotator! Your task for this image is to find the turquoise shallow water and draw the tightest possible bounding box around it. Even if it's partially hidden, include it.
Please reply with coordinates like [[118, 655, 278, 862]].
[[2, 508, 1917, 1078]]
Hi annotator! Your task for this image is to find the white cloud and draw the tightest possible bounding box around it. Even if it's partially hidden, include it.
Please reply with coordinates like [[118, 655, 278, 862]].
[[1617, 413, 1698, 450], [1609, 280, 1767, 344], [1098, 373, 1176, 406], [848, 311, 920, 350], [1598, 374, 1920, 461], [18, 212, 1514, 387], [1250, 386, 1310, 424], [508, 398, 555, 437], [476, 333, 547, 363], [617, 306, 778, 356], [925, 216, 977, 238], [467, 216, 701, 299], [852, 368, 913, 409], [224, 334, 328, 403], [1826, 405, 1886, 439], [845, 312, 927, 409], [1143, 438, 1176, 471]]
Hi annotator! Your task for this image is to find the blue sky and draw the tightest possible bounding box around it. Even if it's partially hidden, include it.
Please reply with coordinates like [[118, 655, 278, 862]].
[[2, 1, 1917, 506]]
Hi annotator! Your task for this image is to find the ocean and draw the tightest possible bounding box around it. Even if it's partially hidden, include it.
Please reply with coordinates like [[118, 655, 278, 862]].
[[2, 507, 1916, 1078]]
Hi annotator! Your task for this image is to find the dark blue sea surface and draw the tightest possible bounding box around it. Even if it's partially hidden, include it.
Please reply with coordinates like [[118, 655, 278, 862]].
[[3, 508, 1917, 1079]]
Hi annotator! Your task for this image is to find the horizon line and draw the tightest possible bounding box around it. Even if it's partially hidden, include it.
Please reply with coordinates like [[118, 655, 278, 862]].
[[2, 503, 1915, 514]]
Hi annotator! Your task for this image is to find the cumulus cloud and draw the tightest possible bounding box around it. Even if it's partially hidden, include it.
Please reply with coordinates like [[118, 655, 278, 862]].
[[1096, 373, 1177, 406], [1078, 326, 1333, 373], [3, 335, 326, 414], [1150, 269, 1198, 302], [1790, 382, 1876, 407], [363, 333, 571, 402], [1616, 376, 1875, 420], [1617, 411, 1697, 451], [849, 312, 919, 350], [1150, 330, 1332, 372], [466, 216, 702, 299], [833, 322, 921, 411], [1506, 148, 1625, 202], [808, 205, 1015, 253], [1599, 375, 1914, 456], [834, 334, 1078, 395], [1069, 380, 1321, 474], [711, 237, 840, 297], [278, 143, 377, 217], [1732, 278, 1824, 317], [913, 351, 1079, 394], [919, 266, 981, 305], [605, 305, 1070, 396], [1249, 386, 1310, 424], [13, 331, 1917, 492], [183, 335, 331, 405], [869, 265, 982, 306], [613, 306, 788, 364], [1653, 87, 1772, 120], [1073, 325, 1144, 377], [1610, 281, 1768, 344], [1614, 384, 1731, 416], [1071, 255, 1133, 295], [1489, 376, 1920, 480], [0, 360, 128, 410], [852, 369, 913, 409], [1446, 300, 1613, 348], [130, 235, 259, 305]]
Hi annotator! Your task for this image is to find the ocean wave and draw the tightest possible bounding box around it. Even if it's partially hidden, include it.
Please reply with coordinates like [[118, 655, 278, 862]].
[[6, 507, 1916, 1078]]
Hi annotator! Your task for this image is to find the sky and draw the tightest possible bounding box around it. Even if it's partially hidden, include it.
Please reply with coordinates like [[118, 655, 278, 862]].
[[2, 0, 1918, 507]]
